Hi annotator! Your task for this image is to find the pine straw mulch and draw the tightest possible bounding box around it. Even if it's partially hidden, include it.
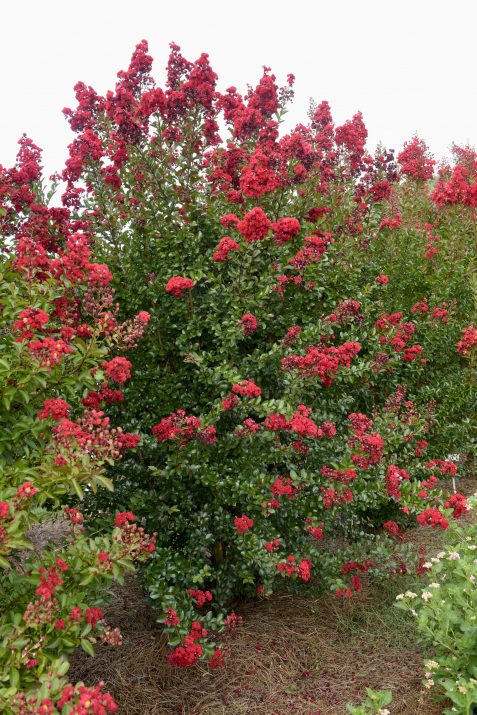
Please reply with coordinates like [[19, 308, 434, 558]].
[[70, 575, 445, 715], [69, 477, 477, 714]]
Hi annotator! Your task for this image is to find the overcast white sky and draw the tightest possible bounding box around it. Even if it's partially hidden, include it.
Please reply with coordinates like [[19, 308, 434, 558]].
[[1, 0, 476, 178]]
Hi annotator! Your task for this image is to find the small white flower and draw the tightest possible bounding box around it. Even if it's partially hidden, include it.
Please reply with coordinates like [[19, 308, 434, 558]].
[[430, 557, 440, 563], [448, 552, 460, 560], [424, 660, 439, 670], [378, 710, 391, 715], [421, 591, 433, 601], [458, 685, 468, 694], [423, 561, 433, 569], [470, 575, 476, 583], [411, 609, 417, 616], [429, 582, 440, 589], [467, 544, 477, 550], [395, 593, 404, 600], [437, 551, 446, 559], [404, 590, 417, 598], [424, 679, 435, 688]]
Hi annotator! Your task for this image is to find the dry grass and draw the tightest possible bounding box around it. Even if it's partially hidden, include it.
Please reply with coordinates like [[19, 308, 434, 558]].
[[69, 479, 477, 714]]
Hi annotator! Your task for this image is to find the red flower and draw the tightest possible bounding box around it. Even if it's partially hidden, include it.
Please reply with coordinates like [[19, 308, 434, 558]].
[[188, 588, 213, 607], [238, 313, 259, 335], [222, 393, 238, 411], [137, 311, 151, 324], [383, 521, 403, 540], [398, 136, 435, 180], [307, 524, 324, 540], [265, 538, 281, 552], [234, 514, 254, 533], [114, 511, 136, 526], [271, 217, 300, 245], [38, 398, 71, 421], [13, 307, 49, 335], [237, 207, 271, 243], [232, 379, 261, 398], [213, 236, 239, 262], [85, 607, 104, 626], [457, 325, 477, 355], [102, 356, 132, 384], [417, 507, 449, 530], [16, 482, 37, 500], [444, 493, 468, 518], [165, 276, 195, 297], [376, 274, 388, 284], [164, 608, 180, 626]]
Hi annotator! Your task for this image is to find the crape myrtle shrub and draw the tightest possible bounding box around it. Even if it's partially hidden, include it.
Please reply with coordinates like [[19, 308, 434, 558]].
[[0, 144, 156, 712], [60, 41, 475, 665]]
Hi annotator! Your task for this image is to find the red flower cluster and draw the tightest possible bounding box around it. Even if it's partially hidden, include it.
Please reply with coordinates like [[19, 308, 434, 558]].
[[265, 538, 281, 552], [306, 524, 324, 540], [164, 608, 180, 626], [17, 682, 119, 714], [444, 493, 468, 518], [431, 147, 477, 208], [54, 409, 140, 462], [239, 148, 279, 197], [347, 413, 384, 469], [234, 514, 254, 533], [321, 466, 357, 485], [380, 212, 402, 230], [167, 621, 207, 666], [383, 520, 404, 540], [288, 233, 331, 272], [27, 337, 73, 369], [457, 324, 477, 355], [38, 398, 71, 421], [426, 459, 458, 476], [165, 276, 195, 297], [385, 465, 410, 500], [289, 404, 319, 438], [235, 417, 262, 438], [231, 379, 261, 397], [114, 511, 136, 527], [237, 207, 271, 242], [13, 307, 49, 340], [222, 393, 238, 411], [321, 486, 353, 509], [188, 588, 213, 607], [102, 356, 132, 384], [238, 313, 259, 335], [213, 236, 239, 262], [276, 555, 312, 581], [281, 341, 361, 386], [417, 507, 449, 530], [271, 216, 300, 245], [398, 136, 435, 180], [152, 410, 217, 445], [270, 476, 298, 499], [326, 299, 362, 325], [283, 325, 301, 346], [209, 648, 225, 669]]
